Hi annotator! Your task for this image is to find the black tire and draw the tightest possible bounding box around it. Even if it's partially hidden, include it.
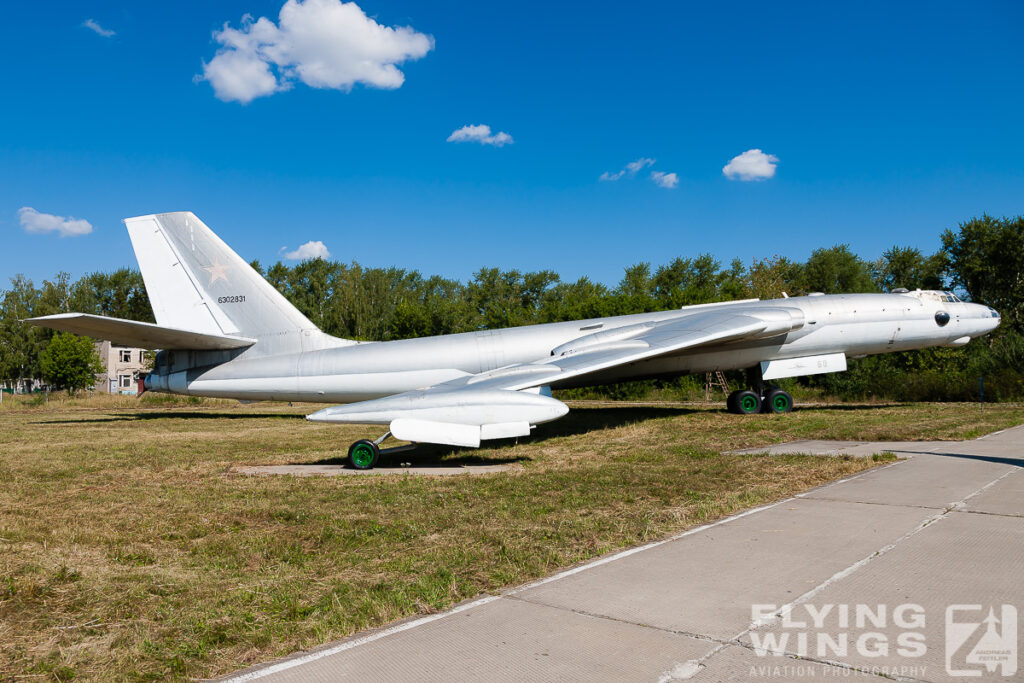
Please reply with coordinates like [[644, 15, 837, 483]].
[[347, 439, 380, 470], [735, 390, 762, 415], [763, 388, 793, 414], [726, 390, 742, 414]]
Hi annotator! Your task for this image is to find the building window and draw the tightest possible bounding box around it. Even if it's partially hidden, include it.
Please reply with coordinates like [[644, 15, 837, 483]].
[[119, 349, 132, 363], [139, 350, 145, 363], [119, 374, 132, 388]]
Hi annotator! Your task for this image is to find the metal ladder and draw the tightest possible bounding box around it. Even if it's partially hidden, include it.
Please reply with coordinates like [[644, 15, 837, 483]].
[[704, 370, 730, 402]]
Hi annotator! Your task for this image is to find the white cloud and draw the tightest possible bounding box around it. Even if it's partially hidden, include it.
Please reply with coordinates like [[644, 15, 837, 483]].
[[650, 171, 679, 189], [18, 207, 93, 237], [83, 19, 115, 37], [723, 148, 779, 181], [599, 157, 655, 181], [284, 240, 331, 260], [200, 0, 434, 104], [446, 124, 513, 147]]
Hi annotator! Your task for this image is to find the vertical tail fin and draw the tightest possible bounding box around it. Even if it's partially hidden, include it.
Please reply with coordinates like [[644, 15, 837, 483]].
[[124, 211, 350, 353]]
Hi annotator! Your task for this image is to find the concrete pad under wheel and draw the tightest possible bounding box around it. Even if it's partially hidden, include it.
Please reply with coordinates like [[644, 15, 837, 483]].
[[232, 464, 512, 477]]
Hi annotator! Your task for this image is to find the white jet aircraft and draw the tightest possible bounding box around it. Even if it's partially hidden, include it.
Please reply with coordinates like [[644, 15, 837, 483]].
[[29, 212, 1001, 468]]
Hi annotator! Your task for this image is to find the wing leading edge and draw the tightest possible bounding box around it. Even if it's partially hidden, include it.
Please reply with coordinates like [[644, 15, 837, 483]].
[[308, 307, 805, 446]]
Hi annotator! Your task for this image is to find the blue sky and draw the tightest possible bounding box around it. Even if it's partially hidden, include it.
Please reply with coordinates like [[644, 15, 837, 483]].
[[2, 1, 1022, 287]]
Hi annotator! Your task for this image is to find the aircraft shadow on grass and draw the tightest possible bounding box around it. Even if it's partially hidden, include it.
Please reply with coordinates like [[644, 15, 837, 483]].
[[33, 405, 698, 467], [33, 411, 304, 424], [356, 403, 903, 468], [33, 402, 980, 470], [31, 401, 897, 428], [304, 405, 700, 468]]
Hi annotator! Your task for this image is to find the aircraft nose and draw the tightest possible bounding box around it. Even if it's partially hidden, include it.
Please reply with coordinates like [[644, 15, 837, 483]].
[[986, 306, 1001, 331], [972, 303, 1001, 333]]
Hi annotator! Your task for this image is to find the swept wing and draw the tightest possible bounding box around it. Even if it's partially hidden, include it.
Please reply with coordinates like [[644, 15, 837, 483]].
[[309, 307, 804, 446]]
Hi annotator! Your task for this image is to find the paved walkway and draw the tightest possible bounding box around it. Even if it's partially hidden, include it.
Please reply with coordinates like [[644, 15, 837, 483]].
[[222, 426, 1024, 682]]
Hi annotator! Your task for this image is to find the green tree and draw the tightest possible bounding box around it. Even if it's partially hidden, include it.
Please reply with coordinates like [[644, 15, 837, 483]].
[[719, 258, 751, 301], [942, 214, 1024, 330], [38, 332, 103, 394], [802, 244, 878, 294], [0, 275, 46, 385], [748, 256, 804, 299], [615, 263, 656, 313], [874, 246, 946, 292], [287, 257, 339, 331], [538, 277, 614, 322], [69, 269, 153, 321], [467, 268, 559, 329]]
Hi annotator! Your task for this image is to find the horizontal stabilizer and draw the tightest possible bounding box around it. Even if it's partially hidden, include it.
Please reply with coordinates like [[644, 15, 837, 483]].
[[26, 313, 257, 350]]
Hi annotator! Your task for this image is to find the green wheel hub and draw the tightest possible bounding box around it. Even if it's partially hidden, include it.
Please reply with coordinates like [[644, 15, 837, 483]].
[[773, 394, 791, 412], [740, 395, 758, 413], [351, 443, 376, 468]]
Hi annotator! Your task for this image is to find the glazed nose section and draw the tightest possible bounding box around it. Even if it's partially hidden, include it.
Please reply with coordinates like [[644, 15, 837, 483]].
[[973, 303, 1001, 333]]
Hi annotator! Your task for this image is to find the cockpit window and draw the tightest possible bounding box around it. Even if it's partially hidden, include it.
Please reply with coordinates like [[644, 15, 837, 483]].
[[907, 290, 961, 303]]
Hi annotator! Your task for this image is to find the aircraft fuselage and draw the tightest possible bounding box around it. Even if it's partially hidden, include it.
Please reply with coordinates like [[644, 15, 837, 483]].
[[145, 292, 1000, 403]]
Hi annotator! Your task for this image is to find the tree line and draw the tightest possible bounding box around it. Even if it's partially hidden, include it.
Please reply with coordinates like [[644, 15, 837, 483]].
[[2, 214, 1021, 400]]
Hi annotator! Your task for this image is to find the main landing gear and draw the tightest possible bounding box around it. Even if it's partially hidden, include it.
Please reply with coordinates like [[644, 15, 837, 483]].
[[726, 387, 793, 414], [726, 367, 794, 415]]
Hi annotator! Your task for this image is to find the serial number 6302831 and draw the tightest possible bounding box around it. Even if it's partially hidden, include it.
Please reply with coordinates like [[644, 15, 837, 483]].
[[218, 295, 246, 304]]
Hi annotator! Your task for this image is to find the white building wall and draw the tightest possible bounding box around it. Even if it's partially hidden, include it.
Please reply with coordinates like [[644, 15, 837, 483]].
[[94, 341, 148, 394]]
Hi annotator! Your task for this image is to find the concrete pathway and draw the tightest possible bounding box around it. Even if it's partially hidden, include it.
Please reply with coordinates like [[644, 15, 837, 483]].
[[221, 426, 1024, 682]]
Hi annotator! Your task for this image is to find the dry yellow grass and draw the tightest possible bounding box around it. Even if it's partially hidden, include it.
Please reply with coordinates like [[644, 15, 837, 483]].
[[0, 398, 1020, 680]]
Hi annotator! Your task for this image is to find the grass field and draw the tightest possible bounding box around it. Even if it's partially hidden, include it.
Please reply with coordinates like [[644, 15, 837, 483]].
[[1, 397, 1021, 680]]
